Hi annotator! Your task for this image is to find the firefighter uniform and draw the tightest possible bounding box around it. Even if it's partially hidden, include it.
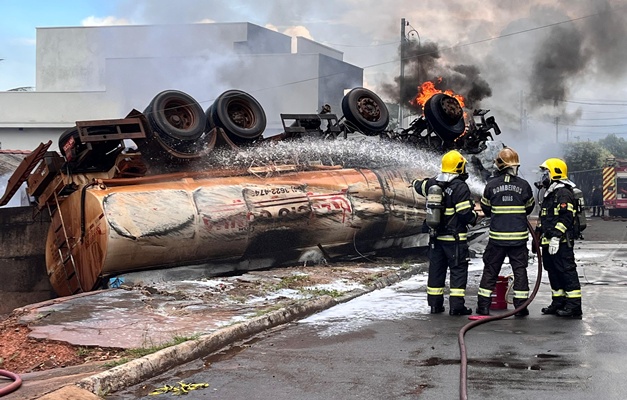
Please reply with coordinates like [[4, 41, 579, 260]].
[[537, 158, 582, 318], [413, 150, 477, 315], [476, 147, 535, 316]]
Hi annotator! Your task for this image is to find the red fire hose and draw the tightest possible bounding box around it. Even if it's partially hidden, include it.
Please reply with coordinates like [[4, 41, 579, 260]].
[[457, 220, 542, 400], [0, 369, 22, 397]]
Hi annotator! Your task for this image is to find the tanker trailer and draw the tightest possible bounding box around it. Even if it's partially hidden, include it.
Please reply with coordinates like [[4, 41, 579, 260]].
[[45, 166, 426, 297], [6, 86, 487, 298]]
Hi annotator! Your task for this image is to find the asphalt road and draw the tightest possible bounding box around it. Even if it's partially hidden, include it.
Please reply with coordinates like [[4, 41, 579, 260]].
[[109, 215, 627, 400]]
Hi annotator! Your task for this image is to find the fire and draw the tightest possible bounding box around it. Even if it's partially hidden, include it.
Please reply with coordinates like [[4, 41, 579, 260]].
[[413, 78, 465, 109]]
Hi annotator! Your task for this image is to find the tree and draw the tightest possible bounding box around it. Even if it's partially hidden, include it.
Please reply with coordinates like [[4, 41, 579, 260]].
[[562, 141, 609, 173], [598, 134, 627, 159]]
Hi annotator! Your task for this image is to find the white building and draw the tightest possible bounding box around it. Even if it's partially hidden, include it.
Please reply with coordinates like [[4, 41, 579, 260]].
[[0, 22, 363, 151]]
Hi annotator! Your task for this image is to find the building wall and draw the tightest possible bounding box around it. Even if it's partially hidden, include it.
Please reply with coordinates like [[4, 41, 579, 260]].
[[36, 23, 291, 92], [297, 37, 344, 60], [0, 206, 53, 315], [0, 22, 362, 150]]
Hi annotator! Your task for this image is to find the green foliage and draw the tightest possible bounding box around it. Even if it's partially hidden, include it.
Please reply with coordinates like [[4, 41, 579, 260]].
[[302, 288, 344, 298], [562, 142, 606, 173], [599, 134, 627, 159]]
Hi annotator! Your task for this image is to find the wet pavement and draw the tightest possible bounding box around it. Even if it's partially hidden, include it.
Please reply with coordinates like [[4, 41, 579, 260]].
[[106, 215, 627, 399], [3, 214, 627, 399], [15, 264, 424, 349]]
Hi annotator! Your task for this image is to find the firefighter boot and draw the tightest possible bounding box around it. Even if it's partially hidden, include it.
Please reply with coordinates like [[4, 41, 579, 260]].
[[449, 297, 472, 316], [541, 298, 565, 315], [429, 295, 445, 314], [476, 296, 491, 316], [556, 298, 583, 319], [513, 298, 529, 317]]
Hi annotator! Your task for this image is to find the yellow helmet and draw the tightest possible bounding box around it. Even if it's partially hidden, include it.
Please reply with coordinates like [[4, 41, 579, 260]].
[[539, 158, 568, 180], [441, 150, 467, 174], [495, 147, 520, 171]]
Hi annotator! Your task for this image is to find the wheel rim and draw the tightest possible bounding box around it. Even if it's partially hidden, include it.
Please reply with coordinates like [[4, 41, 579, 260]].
[[356, 96, 381, 122], [227, 100, 256, 129], [163, 98, 198, 131]]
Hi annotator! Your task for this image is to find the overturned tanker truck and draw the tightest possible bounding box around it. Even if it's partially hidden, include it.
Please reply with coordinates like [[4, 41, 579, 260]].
[[1, 87, 500, 297]]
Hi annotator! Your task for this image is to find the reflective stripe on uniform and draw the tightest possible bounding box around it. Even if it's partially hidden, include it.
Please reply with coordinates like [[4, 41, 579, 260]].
[[455, 200, 472, 213], [436, 233, 468, 241], [513, 290, 529, 299], [427, 286, 444, 295], [481, 197, 490, 207], [489, 231, 529, 241], [541, 236, 568, 245], [551, 289, 565, 297], [554, 203, 575, 214], [478, 287, 492, 298], [525, 198, 535, 208], [450, 288, 465, 297], [555, 222, 567, 233], [444, 207, 455, 216], [490, 205, 526, 214], [421, 180, 428, 196], [565, 289, 582, 299]]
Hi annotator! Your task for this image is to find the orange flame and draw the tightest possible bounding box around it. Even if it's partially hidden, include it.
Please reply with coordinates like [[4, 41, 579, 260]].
[[413, 78, 466, 109]]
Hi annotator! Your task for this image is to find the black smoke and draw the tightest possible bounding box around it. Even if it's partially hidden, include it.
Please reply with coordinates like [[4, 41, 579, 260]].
[[528, 1, 627, 110], [381, 40, 492, 114]]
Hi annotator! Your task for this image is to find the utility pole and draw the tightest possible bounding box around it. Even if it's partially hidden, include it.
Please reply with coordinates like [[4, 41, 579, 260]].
[[399, 18, 407, 129]]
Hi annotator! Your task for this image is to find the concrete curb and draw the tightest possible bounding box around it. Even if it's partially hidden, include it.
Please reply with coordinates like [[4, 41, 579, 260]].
[[76, 263, 426, 396]]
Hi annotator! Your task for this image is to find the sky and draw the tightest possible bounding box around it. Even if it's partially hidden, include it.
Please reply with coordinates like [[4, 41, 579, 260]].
[[2, 0, 627, 171]]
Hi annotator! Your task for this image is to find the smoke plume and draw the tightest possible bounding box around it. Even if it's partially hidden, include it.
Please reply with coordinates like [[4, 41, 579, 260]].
[[381, 40, 492, 113]]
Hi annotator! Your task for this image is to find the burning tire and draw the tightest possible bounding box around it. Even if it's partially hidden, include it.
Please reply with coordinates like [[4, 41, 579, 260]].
[[206, 90, 266, 145], [423, 93, 465, 142], [143, 90, 208, 155], [341, 87, 389, 136]]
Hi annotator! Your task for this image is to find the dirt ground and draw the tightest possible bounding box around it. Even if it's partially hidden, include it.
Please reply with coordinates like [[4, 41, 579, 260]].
[[0, 313, 126, 374], [0, 258, 423, 375]]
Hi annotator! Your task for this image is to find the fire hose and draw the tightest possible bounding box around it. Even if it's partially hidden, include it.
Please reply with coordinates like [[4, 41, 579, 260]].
[[457, 220, 542, 400], [0, 369, 22, 397]]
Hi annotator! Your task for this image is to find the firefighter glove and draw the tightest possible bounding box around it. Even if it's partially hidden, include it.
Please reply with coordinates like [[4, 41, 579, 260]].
[[548, 236, 560, 255]]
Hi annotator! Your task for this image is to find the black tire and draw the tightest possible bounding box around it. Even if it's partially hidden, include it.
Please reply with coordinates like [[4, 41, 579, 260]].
[[206, 90, 266, 144], [144, 90, 206, 141], [58, 127, 81, 161], [423, 93, 465, 142], [341, 87, 389, 135]]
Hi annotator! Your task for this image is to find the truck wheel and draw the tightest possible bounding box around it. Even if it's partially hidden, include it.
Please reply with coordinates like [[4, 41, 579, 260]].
[[423, 93, 465, 142], [144, 90, 206, 141], [206, 90, 266, 144], [341, 87, 389, 135], [58, 127, 81, 161]]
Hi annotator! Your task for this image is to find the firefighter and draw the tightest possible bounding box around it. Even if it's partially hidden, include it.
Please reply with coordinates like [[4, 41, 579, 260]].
[[535, 158, 583, 319], [591, 186, 604, 217], [413, 150, 478, 315], [476, 147, 535, 316]]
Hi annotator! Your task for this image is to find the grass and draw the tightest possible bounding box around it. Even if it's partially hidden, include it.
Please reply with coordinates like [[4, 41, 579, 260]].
[[103, 334, 201, 368], [301, 288, 344, 298], [276, 274, 310, 289], [76, 347, 90, 357]]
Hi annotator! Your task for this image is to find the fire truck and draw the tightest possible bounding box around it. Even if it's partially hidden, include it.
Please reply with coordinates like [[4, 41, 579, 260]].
[[602, 157, 627, 216]]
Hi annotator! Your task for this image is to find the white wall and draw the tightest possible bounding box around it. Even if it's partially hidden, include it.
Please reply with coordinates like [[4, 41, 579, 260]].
[[1, 22, 362, 151]]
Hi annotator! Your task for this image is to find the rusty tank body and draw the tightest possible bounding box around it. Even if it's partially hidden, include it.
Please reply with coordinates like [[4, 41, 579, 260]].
[[46, 166, 424, 296], [2, 86, 499, 297]]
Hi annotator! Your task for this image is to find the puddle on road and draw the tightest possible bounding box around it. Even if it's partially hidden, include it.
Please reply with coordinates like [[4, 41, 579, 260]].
[[413, 352, 571, 371]]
